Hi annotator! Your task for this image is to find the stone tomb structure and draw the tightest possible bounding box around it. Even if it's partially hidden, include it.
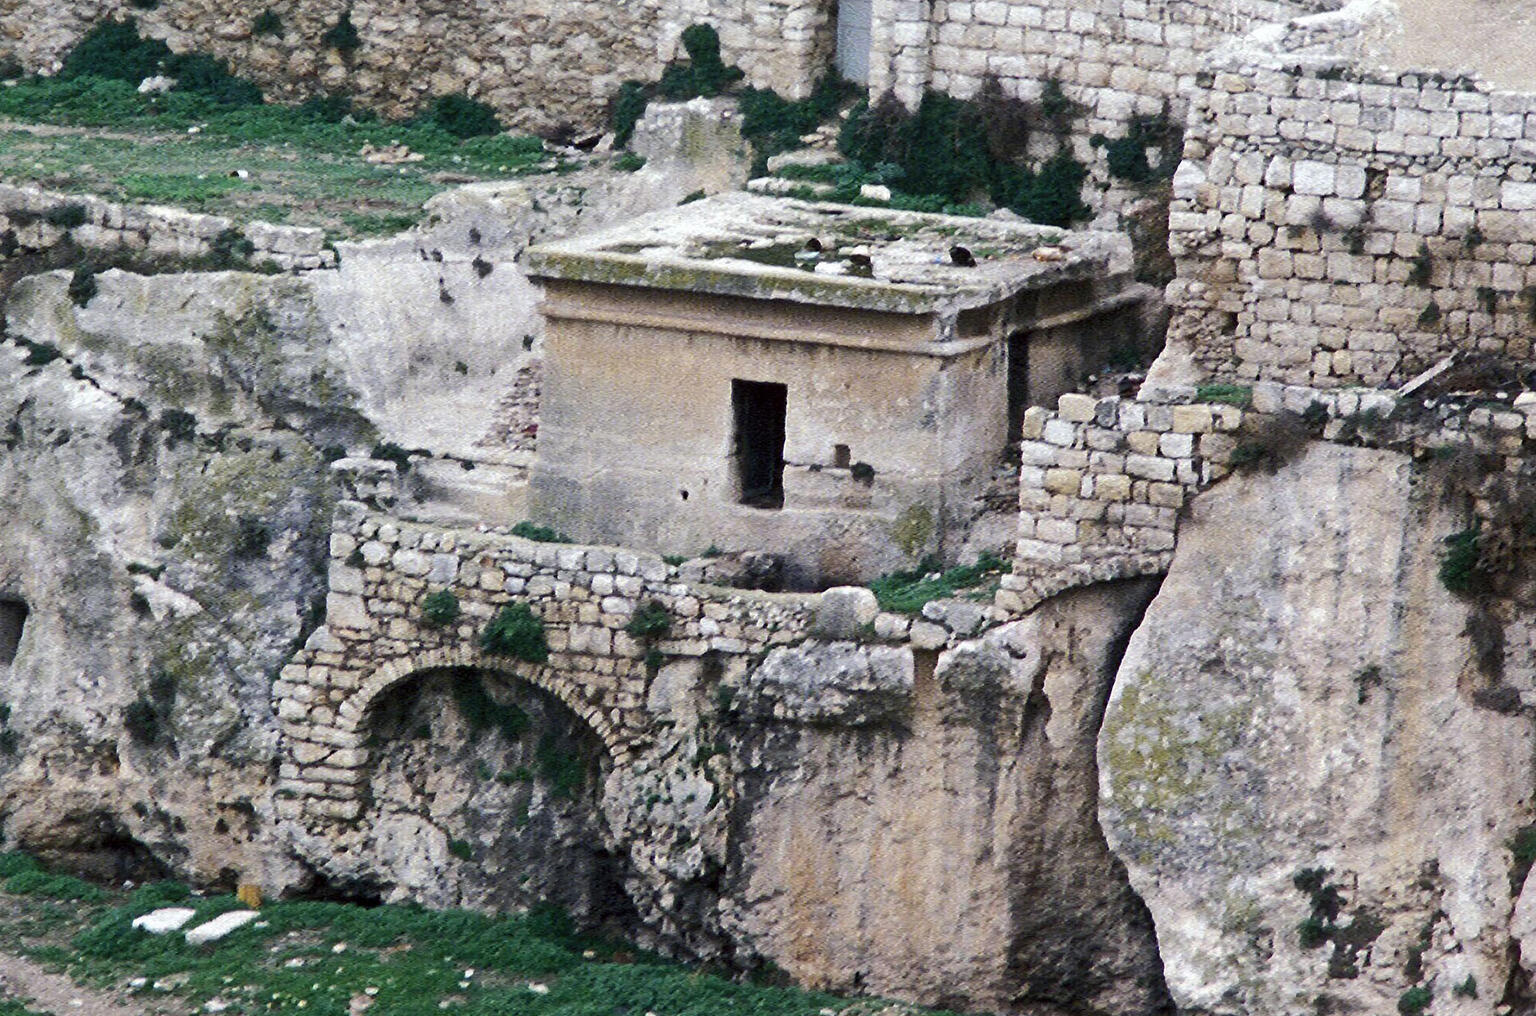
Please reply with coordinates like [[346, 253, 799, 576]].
[[526, 192, 1143, 587]]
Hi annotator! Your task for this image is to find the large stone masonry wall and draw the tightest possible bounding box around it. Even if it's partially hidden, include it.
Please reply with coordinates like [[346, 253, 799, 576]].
[[1164, 4, 1536, 388], [1005, 381, 1536, 611], [0, 0, 828, 127], [276, 490, 1008, 825], [0, 183, 333, 271], [867, 0, 1341, 219]]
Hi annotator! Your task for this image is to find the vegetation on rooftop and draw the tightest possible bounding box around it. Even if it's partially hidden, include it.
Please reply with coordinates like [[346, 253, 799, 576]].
[[868, 552, 1010, 614]]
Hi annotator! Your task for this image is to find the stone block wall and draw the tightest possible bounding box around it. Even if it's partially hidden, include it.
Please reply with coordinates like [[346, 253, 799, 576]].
[[1165, 3, 1536, 387], [277, 491, 1008, 824], [1006, 380, 1536, 611], [0, 0, 829, 127], [0, 183, 334, 271], [867, 0, 1341, 217]]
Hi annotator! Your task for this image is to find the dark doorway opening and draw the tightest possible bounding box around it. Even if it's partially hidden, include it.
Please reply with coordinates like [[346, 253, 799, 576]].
[[1006, 332, 1029, 445], [733, 379, 787, 509], [0, 599, 27, 666]]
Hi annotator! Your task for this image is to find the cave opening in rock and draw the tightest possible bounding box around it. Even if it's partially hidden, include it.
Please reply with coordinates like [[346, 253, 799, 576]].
[[358, 667, 637, 931], [0, 598, 28, 667]]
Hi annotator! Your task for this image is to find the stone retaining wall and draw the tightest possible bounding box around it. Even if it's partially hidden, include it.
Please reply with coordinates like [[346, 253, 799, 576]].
[[277, 481, 1010, 824], [0, 0, 827, 128], [1165, 0, 1536, 387], [1005, 381, 1536, 610], [0, 183, 334, 271]]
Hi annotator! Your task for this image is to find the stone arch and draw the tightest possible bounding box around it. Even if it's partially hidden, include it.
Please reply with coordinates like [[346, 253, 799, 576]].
[[335, 646, 629, 763]]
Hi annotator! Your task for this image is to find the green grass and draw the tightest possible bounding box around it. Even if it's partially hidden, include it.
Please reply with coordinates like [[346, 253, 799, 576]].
[[868, 552, 1010, 615], [0, 857, 957, 1016], [0, 75, 556, 237]]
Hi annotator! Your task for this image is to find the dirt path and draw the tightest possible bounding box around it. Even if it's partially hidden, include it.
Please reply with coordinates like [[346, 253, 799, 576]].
[[0, 951, 147, 1016]]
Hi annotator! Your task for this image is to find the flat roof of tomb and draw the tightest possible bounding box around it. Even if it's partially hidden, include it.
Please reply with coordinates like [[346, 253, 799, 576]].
[[525, 192, 1121, 315]]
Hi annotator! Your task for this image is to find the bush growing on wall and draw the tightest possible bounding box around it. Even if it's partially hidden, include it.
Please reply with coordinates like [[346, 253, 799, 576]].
[[657, 24, 743, 100], [480, 604, 549, 663], [421, 94, 503, 139], [59, 18, 262, 106]]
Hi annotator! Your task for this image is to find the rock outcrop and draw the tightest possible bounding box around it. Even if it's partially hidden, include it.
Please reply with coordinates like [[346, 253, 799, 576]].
[[1101, 441, 1536, 1015]]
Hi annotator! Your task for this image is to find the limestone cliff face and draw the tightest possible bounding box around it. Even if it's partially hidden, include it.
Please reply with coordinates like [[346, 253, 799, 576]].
[[720, 581, 1172, 1016], [1100, 442, 1536, 1015]]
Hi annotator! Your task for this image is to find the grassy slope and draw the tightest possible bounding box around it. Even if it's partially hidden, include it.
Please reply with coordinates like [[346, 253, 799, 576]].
[[0, 855, 955, 1016], [0, 77, 566, 238]]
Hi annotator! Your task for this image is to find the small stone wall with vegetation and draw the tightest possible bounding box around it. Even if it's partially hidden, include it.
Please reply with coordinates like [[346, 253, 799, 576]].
[[277, 482, 1012, 824], [1166, 1, 1536, 388], [0, 0, 826, 127], [0, 183, 334, 272], [1007, 380, 1536, 611]]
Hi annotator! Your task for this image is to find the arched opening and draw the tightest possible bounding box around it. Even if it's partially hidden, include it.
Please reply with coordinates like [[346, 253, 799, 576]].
[[356, 667, 636, 928], [0, 598, 28, 668]]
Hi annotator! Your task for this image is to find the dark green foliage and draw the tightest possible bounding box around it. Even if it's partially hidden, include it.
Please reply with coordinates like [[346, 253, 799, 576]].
[[536, 730, 584, 799], [68, 263, 98, 307], [370, 441, 414, 473], [1096, 112, 1175, 184], [1409, 242, 1434, 287], [849, 461, 876, 482], [511, 521, 572, 543], [45, 203, 88, 228], [1465, 224, 1485, 249], [1417, 301, 1442, 328], [625, 600, 672, 640], [421, 93, 503, 139], [1195, 383, 1252, 408], [1510, 824, 1536, 891], [1039, 78, 1073, 128], [1398, 986, 1431, 1016], [614, 151, 646, 172], [21, 340, 62, 366], [233, 516, 270, 558], [447, 838, 473, 861], [60, 18, 173, 84], [208, 226, 254, 267], [643, 647, 665, 674], [449, 671, 531, 740], [129, 0, 160, 9], [1297, 915, 1329, 949], [1439, 528, 1483, 595], [321, 10, 361, 54], [60, 19, 262, 105], [480, 604, 549, 663], [421, 589, 460, 627], [160, 408, 198, 446], [610, 80, 648, 149], [656, 24, 744, 100], [1455, 975, 1478, 999], [1011, 148, 1090, 227], [0, 852, 40, 878], [738, 71, 852, 165], [252, 9, 283, 37], [869, 552, 1009, 614], [298, 92, 373, 123], [4, 869, 108, 902]]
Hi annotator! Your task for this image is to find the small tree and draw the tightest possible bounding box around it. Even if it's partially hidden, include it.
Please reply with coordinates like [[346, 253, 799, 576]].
[[480, 603, 548, 663]]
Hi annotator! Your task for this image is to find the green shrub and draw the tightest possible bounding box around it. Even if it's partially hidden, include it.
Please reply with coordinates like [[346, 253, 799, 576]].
[[656, 24, 743, 100], [615, 151, 646, 172], [1409, 242, 1434, 287], [1195, 383, 1253, 408], [0, 852, 40, 878], [1398, 986, 1431, 1016], [321, 10, 361, 54], [536, 731, 584, 799], [1454, 975, 1478, 999], [59, 18, 173, 84], [45, 203, 88, 228], [123, 697, 162, 744], [449, 672, 530, 739], [510, 521, 571, 543], [370, 441, 414, 473], [21, 340, 62, 367], [422, 93, 502, 139], [5, 870, 107, 901], [610, 80, 648, 149], [447, 838, 473, 861], [421, 589, 460, 627], [252, 9, 283, 36], [1095, 112, 1175, 184], [170, 52, 262, 105], [869, 552, 1009, 614], [159, 408, 198, 447], [480, 604, 549, 663], [232, 516, 270, 558], [67, 264, 98, 307], [625, 600, 671, 640], [1439, 528, 1483, 595], [1418, 301, 1442, 328]]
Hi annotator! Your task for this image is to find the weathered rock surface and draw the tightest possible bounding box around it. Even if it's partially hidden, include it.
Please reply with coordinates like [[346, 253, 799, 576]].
[[722, 580, 1171, 1015], [1101, 441, 1536, 1015]]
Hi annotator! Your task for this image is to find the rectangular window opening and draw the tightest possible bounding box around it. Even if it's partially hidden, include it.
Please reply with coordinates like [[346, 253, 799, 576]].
[[1006, 331, 1029, 446], [732, 380, 787, 510]]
